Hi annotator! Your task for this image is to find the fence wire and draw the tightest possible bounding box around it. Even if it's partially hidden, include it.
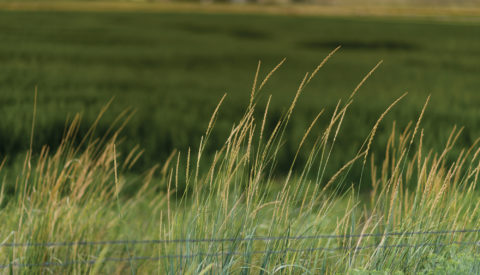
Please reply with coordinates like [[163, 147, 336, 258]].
[[1, 228, 479, 248], [1, 241, 480, 269], [1, 228, 479, 269]]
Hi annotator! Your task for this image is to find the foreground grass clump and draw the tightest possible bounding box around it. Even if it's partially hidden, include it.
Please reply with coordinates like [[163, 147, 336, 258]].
[[1, 54, 480, 274]]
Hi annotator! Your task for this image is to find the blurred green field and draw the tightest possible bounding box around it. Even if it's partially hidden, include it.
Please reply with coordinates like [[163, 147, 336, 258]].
[[1, 9, 480, 180]]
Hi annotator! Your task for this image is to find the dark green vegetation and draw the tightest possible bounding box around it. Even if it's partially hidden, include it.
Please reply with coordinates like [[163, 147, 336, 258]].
[[1, 10, 479, 181]]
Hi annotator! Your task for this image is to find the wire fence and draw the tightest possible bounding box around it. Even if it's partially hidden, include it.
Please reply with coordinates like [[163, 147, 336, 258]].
[[1, 228, 479, 269], [2, 228, 479, 248]]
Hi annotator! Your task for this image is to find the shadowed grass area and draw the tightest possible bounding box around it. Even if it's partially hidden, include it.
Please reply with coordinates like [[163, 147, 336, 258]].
[[0, 9, 480, 186], [1, 55, 480, 273]]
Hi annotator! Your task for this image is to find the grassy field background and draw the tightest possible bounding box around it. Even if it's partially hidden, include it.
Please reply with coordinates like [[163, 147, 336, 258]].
[[2, 4, 480, 273], [1, 8, 480, 187]]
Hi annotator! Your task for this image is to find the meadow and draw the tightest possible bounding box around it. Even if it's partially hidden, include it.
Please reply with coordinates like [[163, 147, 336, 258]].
[[1, 54, 480, 273], [1, 10, 480, 180], [1, 6, 480, 273]]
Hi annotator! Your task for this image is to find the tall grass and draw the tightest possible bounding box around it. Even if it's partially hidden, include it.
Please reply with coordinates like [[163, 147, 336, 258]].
[[1, 49, 479, 274]]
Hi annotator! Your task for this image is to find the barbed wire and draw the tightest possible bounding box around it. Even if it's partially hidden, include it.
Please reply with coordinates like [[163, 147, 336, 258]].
[[1, 228, 479, 248], [1, 241, 479, 269]]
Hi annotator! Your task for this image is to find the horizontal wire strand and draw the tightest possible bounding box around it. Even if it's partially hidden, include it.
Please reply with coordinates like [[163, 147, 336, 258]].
[[2, 228, 479, 248], [2, 241, 479, 269]]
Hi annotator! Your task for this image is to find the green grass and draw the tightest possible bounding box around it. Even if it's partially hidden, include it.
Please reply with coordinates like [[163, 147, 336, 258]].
[[1, 58, 480, 273], [1, 10, 480, 185], [2, 10, 480, 272]]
